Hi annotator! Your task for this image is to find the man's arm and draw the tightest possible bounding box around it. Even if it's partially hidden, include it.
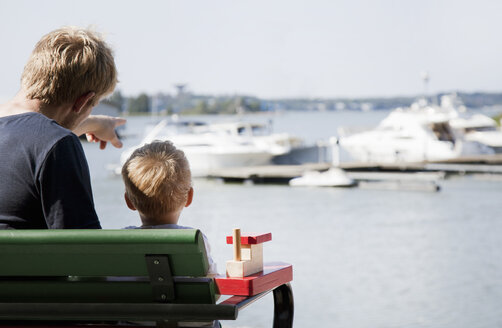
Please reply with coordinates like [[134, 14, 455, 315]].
[[73, 115, 127, 149]]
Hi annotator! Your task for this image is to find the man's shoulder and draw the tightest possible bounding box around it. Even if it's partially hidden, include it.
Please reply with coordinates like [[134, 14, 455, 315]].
[[0, 112, 73, 140], [2, 112, 77, 152], [0, 112, 82, 177]]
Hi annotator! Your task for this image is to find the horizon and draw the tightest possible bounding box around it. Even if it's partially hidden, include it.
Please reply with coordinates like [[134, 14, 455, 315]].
[[112, 88, 502, 101]]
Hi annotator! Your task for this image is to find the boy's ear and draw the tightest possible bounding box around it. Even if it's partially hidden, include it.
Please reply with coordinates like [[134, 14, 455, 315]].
[[73, 91, 95, 113], [185, 187, 194, 207], [124, 193, 137, 211]]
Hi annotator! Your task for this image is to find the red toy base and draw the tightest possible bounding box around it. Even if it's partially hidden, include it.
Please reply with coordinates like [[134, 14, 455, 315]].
[[215, 262, 292, 296]]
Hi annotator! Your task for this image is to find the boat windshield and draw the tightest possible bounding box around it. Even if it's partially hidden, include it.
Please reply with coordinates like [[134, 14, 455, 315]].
[[431, 122, 455, 143], [236, 124, 269, 136]]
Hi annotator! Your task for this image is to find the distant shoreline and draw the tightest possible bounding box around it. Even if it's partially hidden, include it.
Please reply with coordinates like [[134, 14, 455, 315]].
[[109, 90, 502, 116]]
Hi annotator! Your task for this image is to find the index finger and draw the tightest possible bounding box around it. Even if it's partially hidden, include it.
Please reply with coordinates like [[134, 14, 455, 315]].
[[114, 117, 127, 128]]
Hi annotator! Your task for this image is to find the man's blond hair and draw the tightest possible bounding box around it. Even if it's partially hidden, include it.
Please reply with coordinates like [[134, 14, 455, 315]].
[[21, 26, 117, 106], [122, 141, 192, 219]]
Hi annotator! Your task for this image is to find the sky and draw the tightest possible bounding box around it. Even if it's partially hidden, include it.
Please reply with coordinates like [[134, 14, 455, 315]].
[[0, 0, 501, 100]]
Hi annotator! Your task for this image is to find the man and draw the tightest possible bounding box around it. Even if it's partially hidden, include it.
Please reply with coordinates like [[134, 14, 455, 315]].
[[0, 26, 125, 229]]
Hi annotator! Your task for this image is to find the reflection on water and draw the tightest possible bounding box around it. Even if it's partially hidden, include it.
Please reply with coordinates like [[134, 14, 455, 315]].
[[83, 111, 502, 328]]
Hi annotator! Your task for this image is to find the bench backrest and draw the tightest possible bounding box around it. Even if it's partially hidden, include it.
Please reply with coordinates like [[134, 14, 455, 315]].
[[0, 229, 216, 304]]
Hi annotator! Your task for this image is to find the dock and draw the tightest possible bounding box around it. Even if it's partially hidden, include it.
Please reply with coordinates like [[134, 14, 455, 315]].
[[208, 163, 332, 183], [424, 163, 502, 174], [358, 180, 441, 192], [206, 153, 502, 186], [346, 171, 446, 181], [207, 163, 442, 184]]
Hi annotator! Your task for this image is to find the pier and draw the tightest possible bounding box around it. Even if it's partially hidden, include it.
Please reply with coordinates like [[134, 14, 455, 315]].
[[207, 154, 502, 188], [208, 163, 332, 183]]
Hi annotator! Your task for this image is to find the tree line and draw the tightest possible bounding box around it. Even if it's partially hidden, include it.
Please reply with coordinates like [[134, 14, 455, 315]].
[[108, 91, 263, 115], [107, 90, 502, 115]]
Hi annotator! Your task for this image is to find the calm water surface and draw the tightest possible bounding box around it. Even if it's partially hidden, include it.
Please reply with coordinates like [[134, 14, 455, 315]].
[[83, 111, 502, 328]]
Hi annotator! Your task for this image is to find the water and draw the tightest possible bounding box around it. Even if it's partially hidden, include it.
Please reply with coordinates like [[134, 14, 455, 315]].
[[83, 110, 502, 328]]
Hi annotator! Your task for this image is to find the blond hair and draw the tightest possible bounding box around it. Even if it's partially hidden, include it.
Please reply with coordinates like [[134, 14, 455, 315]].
[[21, 26, 117, 106], [122, 141, 192, 219]]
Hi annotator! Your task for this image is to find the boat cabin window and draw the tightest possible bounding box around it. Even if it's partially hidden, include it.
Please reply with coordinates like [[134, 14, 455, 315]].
[[237, 124, 268, 136], [251, 125, 268, 136], [237, 126, 247, 135], [465, 126, 497, 133], [431, 122, 455, 143]]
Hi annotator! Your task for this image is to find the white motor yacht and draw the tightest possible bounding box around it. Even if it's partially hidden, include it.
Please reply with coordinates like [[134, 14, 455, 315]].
[[338, 95, 493, 164], [120, 119, 303, 177]]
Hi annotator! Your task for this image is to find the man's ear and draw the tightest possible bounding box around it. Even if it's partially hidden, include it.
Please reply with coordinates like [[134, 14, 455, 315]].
[[185, 187, 194, 207], [124, 193, 137, 211], [73, 92, 96, 113]]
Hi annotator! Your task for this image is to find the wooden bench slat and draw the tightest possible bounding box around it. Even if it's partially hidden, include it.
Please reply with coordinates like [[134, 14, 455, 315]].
[[0, 229, 199, 245], [0, 253, 206, 276], [0, 230, 209, 277], [0, 302, 238, 321], [0, 280, 216, 304]]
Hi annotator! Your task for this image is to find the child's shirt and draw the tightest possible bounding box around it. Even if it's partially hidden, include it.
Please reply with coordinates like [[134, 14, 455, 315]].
[[124, 223, 218, 275]]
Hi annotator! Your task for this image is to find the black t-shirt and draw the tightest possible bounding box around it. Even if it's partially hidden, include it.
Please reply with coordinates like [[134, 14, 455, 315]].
[[0, 112, 101, 229]]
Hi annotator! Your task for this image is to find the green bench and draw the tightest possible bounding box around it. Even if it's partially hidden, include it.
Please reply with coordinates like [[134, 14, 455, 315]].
[[0, 229, 293, 327]]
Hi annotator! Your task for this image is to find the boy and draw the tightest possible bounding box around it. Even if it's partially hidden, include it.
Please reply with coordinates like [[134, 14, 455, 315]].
[[121, 140, 217, 275]]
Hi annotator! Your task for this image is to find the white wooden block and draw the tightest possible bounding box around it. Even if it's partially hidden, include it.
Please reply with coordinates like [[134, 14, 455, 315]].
[[226, 257, 264, 277], [226, 260, 244, 277], [241, 244, 263, 262]]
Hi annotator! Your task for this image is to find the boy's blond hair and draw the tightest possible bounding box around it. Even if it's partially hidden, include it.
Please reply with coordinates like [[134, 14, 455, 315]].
[[122, 141, 192, 219], [21, 26, 117, 106]]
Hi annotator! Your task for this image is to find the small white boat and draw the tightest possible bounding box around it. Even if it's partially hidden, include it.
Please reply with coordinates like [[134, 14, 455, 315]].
[[289, 167, 355, 187]]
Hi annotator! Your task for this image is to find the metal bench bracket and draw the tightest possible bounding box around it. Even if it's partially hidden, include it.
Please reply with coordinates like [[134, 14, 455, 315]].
[[145, 255, 175, 302]]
